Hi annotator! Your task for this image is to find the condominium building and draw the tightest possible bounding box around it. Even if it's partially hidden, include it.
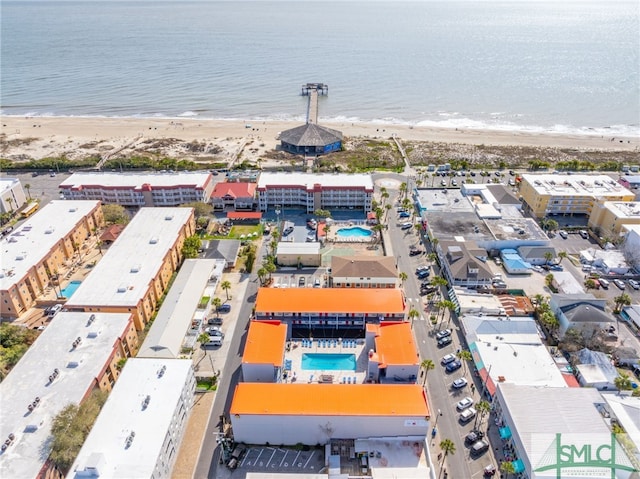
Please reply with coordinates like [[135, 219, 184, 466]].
[[0, 178, 26, 214], [0, 312, 136, 479], [69, 358, 196, 479], [59, 172, 215, 206], [257, 172, 374, 213], [519, 174, 634, 218], [0, 200, 103, 319], [65, 207, 195, 330], [588, 201, 640, 236]]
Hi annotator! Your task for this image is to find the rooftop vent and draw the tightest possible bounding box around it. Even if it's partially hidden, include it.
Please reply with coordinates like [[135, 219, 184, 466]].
[[117, 284, 128, 293], [142, 395, 150, 410], [48, 368, 60, 384], [125, 431, 136, 449], [164, 215, 174, 221], [44, 227, 55, 234], [27, 396, 41, 413], [67, 361, 79, 368], [157, 365, 167, 378], [15, 253, 26, 261], [87, 314, 96, 326], [149, 236, 159, 244], [71, 337, 82, 349], [130, 264, 141, 273], [87, 331, 99, 339], [68, 207, 77, 213]]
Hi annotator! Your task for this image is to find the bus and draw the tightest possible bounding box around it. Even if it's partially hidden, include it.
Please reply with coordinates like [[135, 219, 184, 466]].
[[20, 202, 39, 218]]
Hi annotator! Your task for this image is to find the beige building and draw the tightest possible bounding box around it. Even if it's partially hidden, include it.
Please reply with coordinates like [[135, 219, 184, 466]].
[[276, 242, 321, 267], [0, 178, 27, 214], [0, 200, 104, 319], [588, 200, 640, 237], [65, 208, 195, 330], [330, 255, 397, 288], [519, 174, 634, 218]]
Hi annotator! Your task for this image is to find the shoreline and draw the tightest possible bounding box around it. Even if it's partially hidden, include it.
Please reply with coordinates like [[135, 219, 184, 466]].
[[1, 116, 638, 165]]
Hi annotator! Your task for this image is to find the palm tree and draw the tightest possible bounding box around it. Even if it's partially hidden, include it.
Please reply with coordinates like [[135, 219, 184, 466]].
[[584, 278, 597, 291], [220, 280, 231, 300], [6, 197, 14, 214], [384, 203, 392, 221], [500, 461, 516, 479], [430, 275, 448, 288], [543, 251, 554, 265], [613, 293, 632, 313], [399, 182, 408, 199], [198, 332, 210, 346], [372, 223, 384, 244], [440, 299, 456, 326], [381, 191, 390, 205], [264, 261, 276, 281], [408, 307, 420, 324], [257, 267, 267, 286], [24, 183, 32, 200], [545, 273, 554, 289], [420, 359, 434, 386], [438, 439, 456, 479], [456, 350, 472, 374], [96, 240, 104, 256], [558, 251, 568, 263], [614, 373, 633, 393], [474, 400, 491, 430], [212, 297, 222, 317], [399, 271, 408, 285]]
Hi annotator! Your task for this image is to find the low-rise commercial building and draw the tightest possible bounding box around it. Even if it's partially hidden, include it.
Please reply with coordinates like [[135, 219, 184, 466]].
[[59, 172, 215, 206], [65, 207, 195, 330], [257, 172, 374, 213], [365, 322, 419, 383], [138, 259, 220, 358], [211, 181, 256, 210], [276, 242, 322, 267], [437, 240, 493, 288], [69, 358, 196, 479], [589, 201, 640, 237], [550, 294, 614, 339], [519, 174, 634, 218], [0, 200, 103, 319], [230, 383, 429, 446], [241, 321, 288, 382], [330, 256, 397, 288], [254, 288, 406, 336], [0, 178, 26, 214], [0, 312, 136, 479]]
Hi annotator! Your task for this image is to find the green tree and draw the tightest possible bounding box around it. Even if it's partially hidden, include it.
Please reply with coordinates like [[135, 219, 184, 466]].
[[198, 332, 210, 345], [408, 307, 420, 324], [399, 271, 408, 285], [101, 204, 129, 225], [314, 209, 331, 218], [257, 267, 267, 286], [421, 359, 434, 386], [212, 297, 222, 317], [613, 293, 632, 313], [584, 278, 597, 291], [544, 251, 554, 264], [264, 260, 277, 280], [220, 280, 232, 300], [456, 350, 473, 374], [558, 251, 568, 263], [399, 182, 408, 199], [180, 201, 212, 218], [24, 183, 32, 200], [181, 235, 201, 259], [614, 373, 633, 393], [545, 273, 555, 289], [438, 439, 456, 479], [474, 400, 491, 430]]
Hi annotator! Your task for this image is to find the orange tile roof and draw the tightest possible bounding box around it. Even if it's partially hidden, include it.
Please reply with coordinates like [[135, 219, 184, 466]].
[[230, 383, 429, 417], [370, 322, 419, 366], [255, 288, 405, 315], [242, 321, 287, 366], [212, 182, 257, 198]]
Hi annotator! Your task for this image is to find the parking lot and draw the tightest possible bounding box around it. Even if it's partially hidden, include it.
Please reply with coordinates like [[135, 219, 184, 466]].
[[232, 446, 325, 475]]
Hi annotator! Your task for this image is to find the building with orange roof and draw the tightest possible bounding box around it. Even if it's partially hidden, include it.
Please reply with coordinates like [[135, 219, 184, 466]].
[[230, 383, 429, 445], [254, 288, 406, 336], [211, 181, 256, 210], [365, 322, 420, 383], [242, 321, 288, 382]]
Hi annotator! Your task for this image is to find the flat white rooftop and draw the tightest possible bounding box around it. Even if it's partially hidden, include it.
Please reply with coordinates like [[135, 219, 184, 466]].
[[258, 172, 374, 190], [138, 259, 218, 359], [0, 200, 99, 290], [59, 172, 212, 189], [0, 177, 20, 191], [276, 242, 321, 255], [0, 312, 131, 479], [66, 207, 192, 308], [522, 174, 633, 197], [70, 358, 194, 479], [600, 201, 640, 218]]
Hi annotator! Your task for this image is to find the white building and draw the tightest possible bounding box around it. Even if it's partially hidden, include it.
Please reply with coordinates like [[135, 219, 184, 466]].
[[330, 256, 398, 288], [257, 172, 374, 213], [276, 242, 322, 267], [494, 384, 637, 479], [69, 358, 195, 479], [600, 392, 640, 469], [0, 312, 134, 479], [230, 383, 429, 445], [65, 207, 194, 330], [59, 172, 215, 206], [550, 294, 614, 339], [0, 178, 27, 214], [138, 259, 221, 358]]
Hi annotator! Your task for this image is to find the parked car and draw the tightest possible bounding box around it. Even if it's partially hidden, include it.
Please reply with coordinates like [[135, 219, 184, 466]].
[[629, 279, 640, 290], [216, 304, 231, 313], [417, 270, 430, 280], [206, 326, 224, 337], [452, 378, 468, 389], [470, 439, 490, 456], [204, 336, 223, 347], [47, 304, 63, 317], [559, 230, 568, 239], [299, 277, 306, 286], [314, 278, 321, 288], [598, 278, 610, 289], [409, 248, 423, 256], [465, 430, 485, 445], [401, 222, 413, 230], [208, 317, 223, 325], [532, 265, 544, 273], [456, 397, 474, 411], [494, 258, 502, 266], [437, 336, 453, 348], [399, 211, 410, 218], [283, 226, 294, 236], [435, 329, 452, 340], [614, 279, 626, 290], [445, 360, 462, 373], [549, 264, 564, 271], [459, 407, 477, 423], [579, 230, 589, 239], [441, 354, 456, 365], [419, 286, 436, 296]]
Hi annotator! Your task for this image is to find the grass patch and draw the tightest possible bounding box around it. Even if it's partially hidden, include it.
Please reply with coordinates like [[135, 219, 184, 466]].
[[196, 376, 218, 391]]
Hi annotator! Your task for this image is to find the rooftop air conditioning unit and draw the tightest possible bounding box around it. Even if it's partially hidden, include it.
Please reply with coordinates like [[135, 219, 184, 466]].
[[164, 215, 174, 221], [68, 208, 77, 212], [87, 331, 99, 339], [149, 237, 159, 244], [130, 264, 141, 273], [67, 361, 79, 368], [117, 284, 128, 293]]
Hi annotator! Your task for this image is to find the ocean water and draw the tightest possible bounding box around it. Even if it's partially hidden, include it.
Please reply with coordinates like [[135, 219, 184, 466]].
[[1, 0, 638, 136]]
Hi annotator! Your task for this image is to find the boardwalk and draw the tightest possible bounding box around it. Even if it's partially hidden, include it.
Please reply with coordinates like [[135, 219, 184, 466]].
[[301, 83, 328, 125]]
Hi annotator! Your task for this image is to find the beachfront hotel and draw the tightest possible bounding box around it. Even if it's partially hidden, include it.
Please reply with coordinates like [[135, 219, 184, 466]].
[[0, 178, 26, 214], [59, 172, 215, 206], [69, 358, 195, 479], [518, 174, 634, 219], [256, 172, 374, 213], [0, 200, 103, 319], [64, 207, 195, 330], [254, 287, 406, 336], [587, 201, 640, 236], [0, 312, 136, 479]]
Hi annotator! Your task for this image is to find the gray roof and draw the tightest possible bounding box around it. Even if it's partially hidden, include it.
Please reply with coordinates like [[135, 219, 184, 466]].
[[485, 184, 521, 205], [576, 348, 619, 381], [331, 256, 397, 278], [517, 245, 557, 260], [563, 303, 613, 324], [279, 123, 343, 147], [203, 239, 241, 264], [440, 240, 492, 281], [551, 293, 606, 310]]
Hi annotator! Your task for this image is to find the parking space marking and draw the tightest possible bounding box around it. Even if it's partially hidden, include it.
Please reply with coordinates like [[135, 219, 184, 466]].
[[292, 450, 301, 467], [266, 448, 277, 467], [304, 450, 315, 468], [253, 447, 264, 467], [279, 450, 289, 467]]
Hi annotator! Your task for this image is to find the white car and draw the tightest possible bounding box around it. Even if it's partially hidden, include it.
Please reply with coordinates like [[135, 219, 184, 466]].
[[456, 397, 474, 411], [559, 230, 568, 239], [441, 354, 456, 365], [629, 279, 640, 290], [532, 265, 544, 273], [614, 279, 626, 290], [452, 378, 468, 389]]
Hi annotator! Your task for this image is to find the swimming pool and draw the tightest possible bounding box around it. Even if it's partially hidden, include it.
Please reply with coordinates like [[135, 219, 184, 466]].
[[60, 280, 82, 298], [301, 353, 356, 371], [336, 226, 372, 238]]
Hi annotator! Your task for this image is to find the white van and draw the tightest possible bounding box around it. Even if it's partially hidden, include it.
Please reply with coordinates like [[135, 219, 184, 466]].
[[598, 278, 610, 289], [205, 337, 223, 347]]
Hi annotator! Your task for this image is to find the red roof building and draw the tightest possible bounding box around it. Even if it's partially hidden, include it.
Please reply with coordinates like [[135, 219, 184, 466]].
[[211, 182, 257, 211]]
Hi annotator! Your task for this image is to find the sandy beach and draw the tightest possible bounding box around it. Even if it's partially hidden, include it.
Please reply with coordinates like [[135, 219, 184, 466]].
[[1, 116, 638, 166]]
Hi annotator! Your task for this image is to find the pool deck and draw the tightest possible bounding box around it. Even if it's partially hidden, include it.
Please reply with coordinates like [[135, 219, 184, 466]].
[[283, 338, 371, 384], [328, 222, 377, 244]]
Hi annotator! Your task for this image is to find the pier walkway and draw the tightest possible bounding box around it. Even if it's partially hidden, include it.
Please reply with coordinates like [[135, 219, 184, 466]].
[[301, 82, 328, 125]]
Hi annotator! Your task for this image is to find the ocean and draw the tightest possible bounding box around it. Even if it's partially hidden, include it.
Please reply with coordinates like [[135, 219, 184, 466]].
[[1, 0, 638, 136]]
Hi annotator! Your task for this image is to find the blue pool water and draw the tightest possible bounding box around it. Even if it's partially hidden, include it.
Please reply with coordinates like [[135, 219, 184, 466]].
[[61, 280, 82, 298], [301, 353, 356, 371], [336, 227, 372, 238]]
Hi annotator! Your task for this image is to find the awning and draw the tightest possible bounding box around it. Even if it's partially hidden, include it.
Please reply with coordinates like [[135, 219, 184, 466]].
[[512, 458, 525, 473], [499, 426, 512, 440]]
